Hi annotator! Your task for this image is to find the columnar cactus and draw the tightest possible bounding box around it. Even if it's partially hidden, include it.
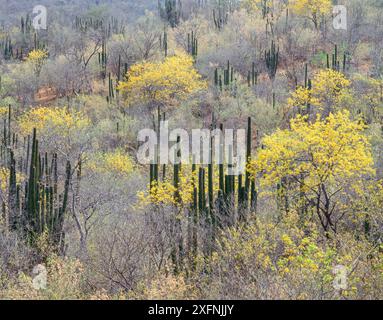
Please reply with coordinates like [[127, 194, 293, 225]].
[[1, 107, 72, 254], [187, 31, 198, 60], [158, 0, 182, 28], [147, 114, 257, 271], [248, 62, 258, 87], [214, 60, 236, 94], [213, 0, 231, 30], [265, 40, 279, 80], [98, 39, 107, 79], [160, 30, 168, 57]]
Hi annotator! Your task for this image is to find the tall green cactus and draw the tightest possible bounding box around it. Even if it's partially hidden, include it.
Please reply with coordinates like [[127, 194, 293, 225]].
[[213, 0, 230, 30], [107, 72, 115, 103], [98, 39, 107, 79], [21, 14, 32, 35], [327, 44, 348, 73], [159, 0, 182, 28], [1, 36, 13, 60], [265, 40, 279, 80], [160, 30, 168, 57], [214, 60, 236, 94], [248, 62, 258, 87], [187, 31, 198, 60]]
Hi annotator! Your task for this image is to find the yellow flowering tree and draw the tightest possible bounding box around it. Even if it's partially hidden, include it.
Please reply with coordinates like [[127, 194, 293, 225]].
[[118, 53, 207, 114], [248, 110, 375, 233], [27, 49, 49, 76], [312, 69, 351, 109], [290, 0, 332, 29], [287, 69, 351, 115], [18, 107, 90, 137], [87, 149, 135, 177], [18, 106, 90, 152]]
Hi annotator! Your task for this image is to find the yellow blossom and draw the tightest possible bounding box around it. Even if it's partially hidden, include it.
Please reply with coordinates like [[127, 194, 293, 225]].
[[287, 69, 351, 112], [18, 107, 90, 137], [289, 0, 332, 28], [118, 52, 207, 109], [87, 149, 135, 176], [27, 49, 48, 76]]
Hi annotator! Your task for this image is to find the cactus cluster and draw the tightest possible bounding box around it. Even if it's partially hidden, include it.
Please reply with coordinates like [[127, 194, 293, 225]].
[[260, 0, 270, 19], [20, 14, 33, 35], [0, 16, 47, 61], [211, 0, 239, 30], [247, 62, 258, 87], [0, 36, 13, 60], [158, 0, 182, 28], [187, 31, 198, 60], [265, 40, 279, 80], [1, 106, 71, 253], [213, 3, 228, 30], [193, 0, 208, 9], [149, 113, 257, 272], [75, 16, 125, 37], [99, 48, 129, 102], [33, 32, 46, 51], [327, 44, 348, 73], [214, 60, 236, 93]]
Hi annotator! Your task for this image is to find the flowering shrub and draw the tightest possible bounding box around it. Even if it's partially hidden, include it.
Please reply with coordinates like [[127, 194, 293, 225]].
[[287, 69, 351, 112], [18, 106, 90, 137], [207, 212, 383, 299], [289, 0, 332, 28], [118, 52, 207, 109], [87, 149, 135, 176], [27, 49, 48, 76]]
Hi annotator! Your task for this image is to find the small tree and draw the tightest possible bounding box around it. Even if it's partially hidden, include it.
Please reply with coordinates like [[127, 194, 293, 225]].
[[287, 69, 351, 115], [27, 49, 48, 77], [249, 110, 375, 233], [289, 0, 332, 29], [118, 52, 207, 115]]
